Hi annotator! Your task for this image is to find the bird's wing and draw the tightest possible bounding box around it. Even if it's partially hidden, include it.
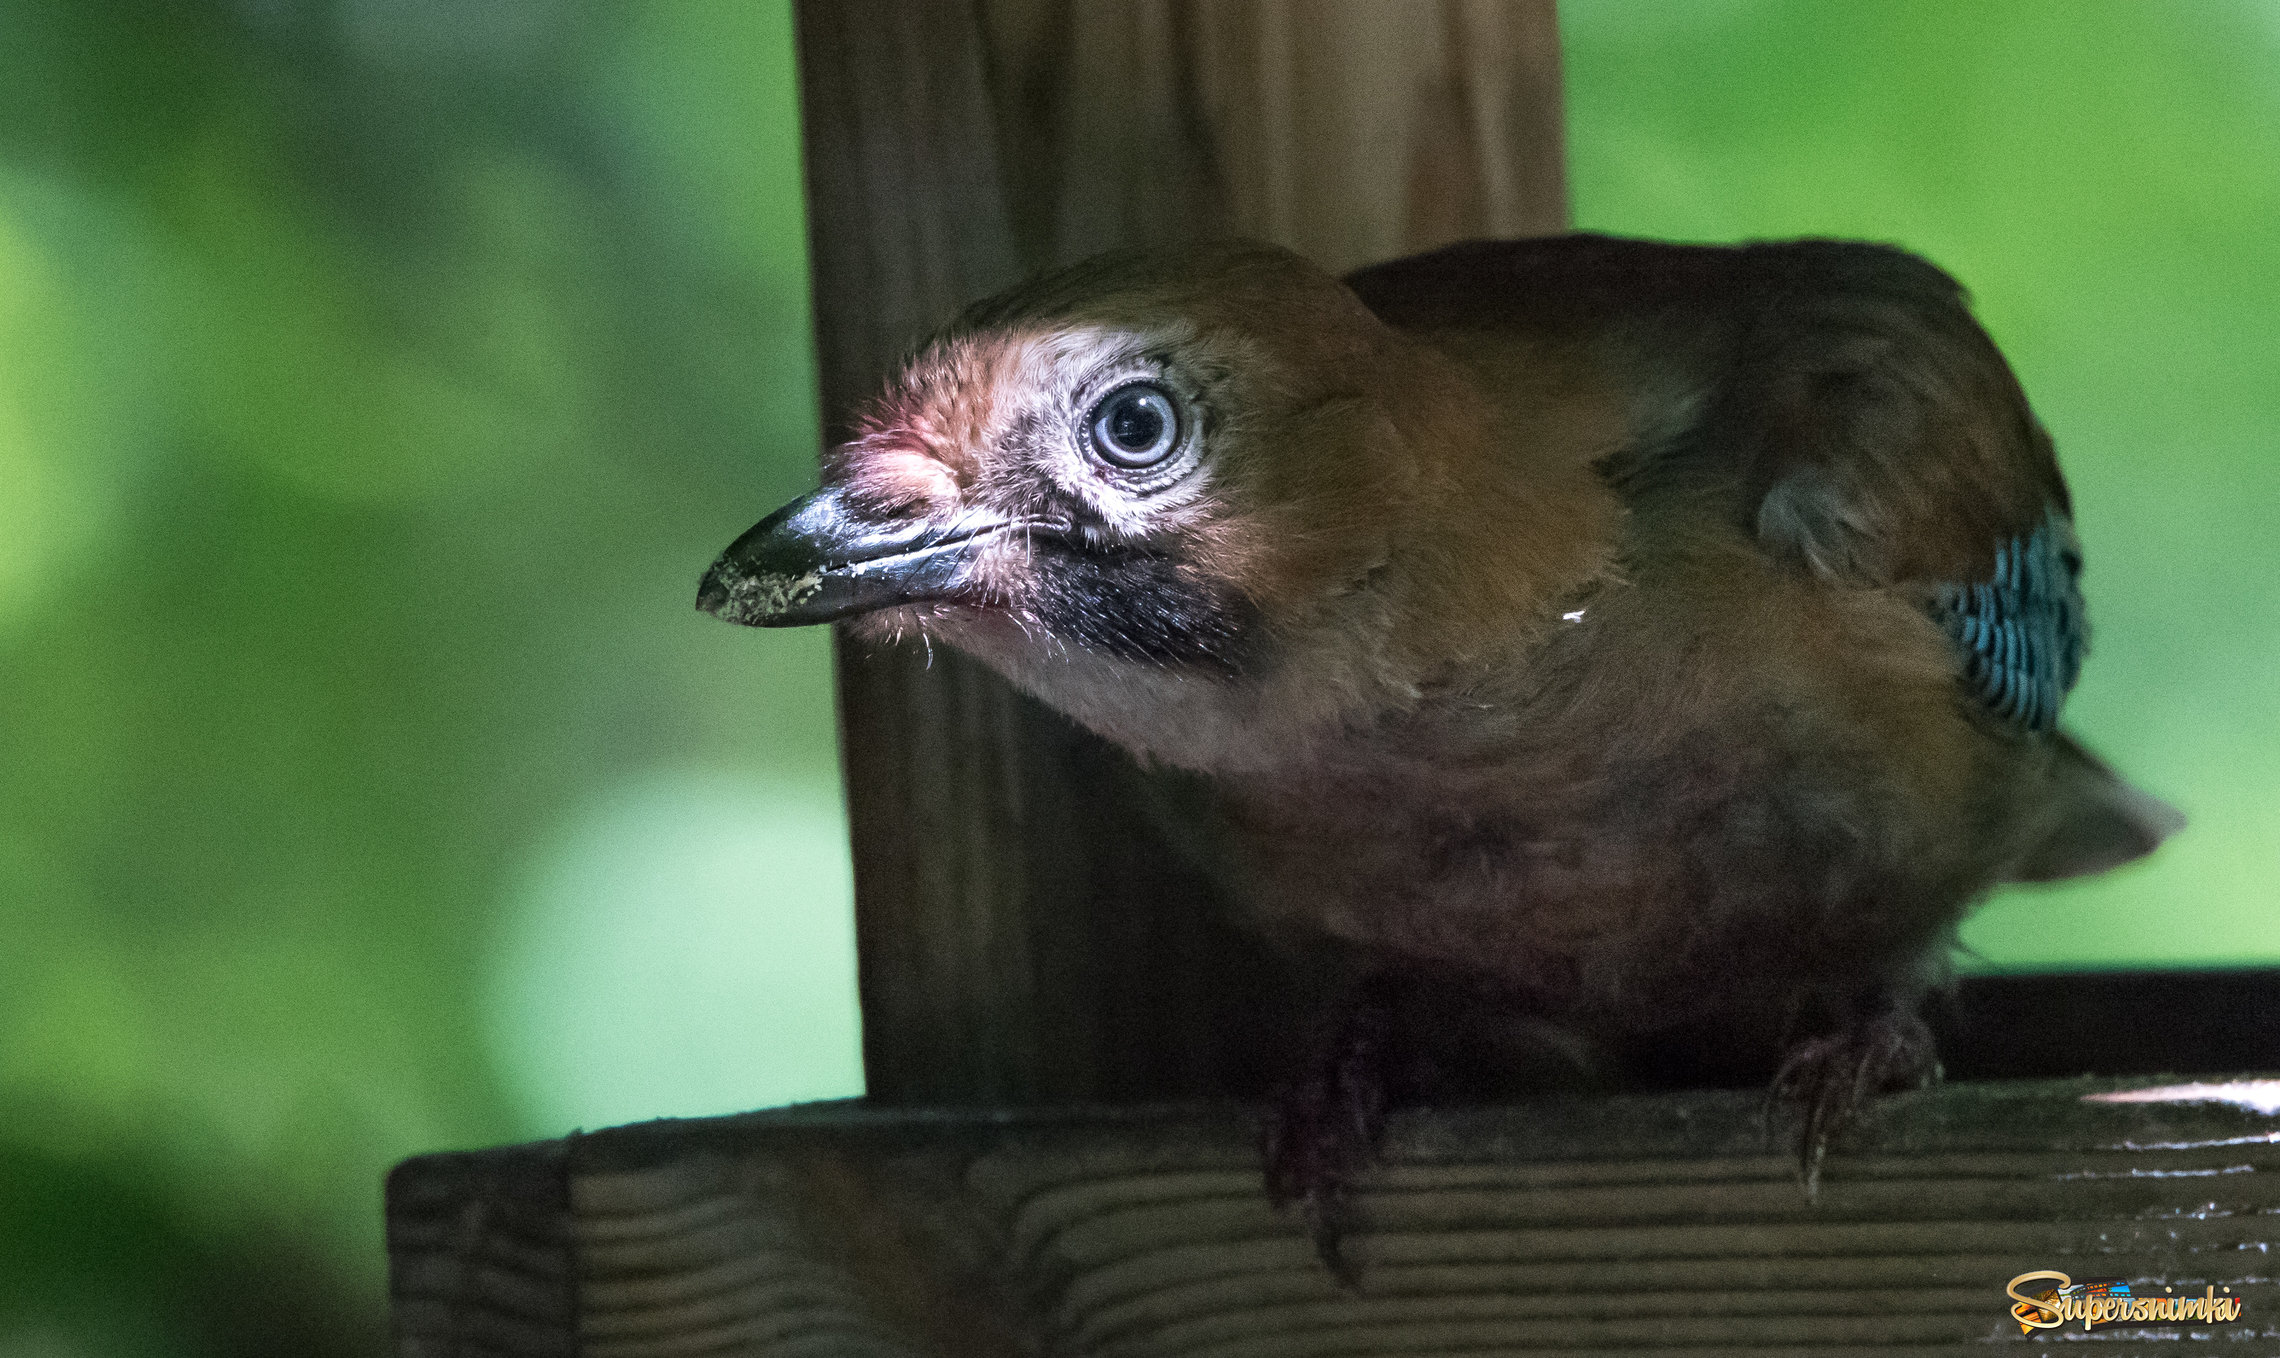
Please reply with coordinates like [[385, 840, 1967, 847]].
[[1719, 242, 2084, 733], [1352, 235, 2088, 734], [1350, 235, 2173, 874]]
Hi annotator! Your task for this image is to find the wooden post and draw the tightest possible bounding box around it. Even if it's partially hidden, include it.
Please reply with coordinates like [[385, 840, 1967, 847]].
[[799, 0, 1568, 1107]]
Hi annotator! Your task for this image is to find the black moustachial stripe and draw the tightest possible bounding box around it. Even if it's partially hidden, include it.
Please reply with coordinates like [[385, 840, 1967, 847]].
[[1931, 507, 2084, 732], [1030, 544, 1255, 675]]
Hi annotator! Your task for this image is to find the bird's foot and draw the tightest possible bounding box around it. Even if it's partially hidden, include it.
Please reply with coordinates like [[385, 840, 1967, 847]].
[[1768, 1007, 1941, 1197], [1262, 979, 1398, 1283]]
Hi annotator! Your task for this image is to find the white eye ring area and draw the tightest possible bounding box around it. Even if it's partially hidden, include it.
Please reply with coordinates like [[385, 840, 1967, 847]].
[[1086, 383, 1180, 469]]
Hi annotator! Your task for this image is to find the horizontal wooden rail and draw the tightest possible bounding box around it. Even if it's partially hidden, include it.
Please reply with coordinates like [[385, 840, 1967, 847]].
[[390, 1076, 2280, 1354]]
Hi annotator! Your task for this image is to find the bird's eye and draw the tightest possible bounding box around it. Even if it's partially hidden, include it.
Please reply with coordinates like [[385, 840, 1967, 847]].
[[1086, 383, 1180, 469]]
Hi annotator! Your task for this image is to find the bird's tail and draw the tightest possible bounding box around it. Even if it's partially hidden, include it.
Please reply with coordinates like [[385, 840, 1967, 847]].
[[2004, 731, 2186, 883]]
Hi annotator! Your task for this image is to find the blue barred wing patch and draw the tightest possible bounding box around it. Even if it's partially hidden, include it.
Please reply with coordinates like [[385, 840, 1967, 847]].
[[1931, 510, 2084, 732]]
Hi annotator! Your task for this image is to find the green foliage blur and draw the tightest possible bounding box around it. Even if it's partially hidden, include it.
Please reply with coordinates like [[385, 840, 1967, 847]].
[[1, 0, 2274, 1349], [1, 1, 854, 1349]]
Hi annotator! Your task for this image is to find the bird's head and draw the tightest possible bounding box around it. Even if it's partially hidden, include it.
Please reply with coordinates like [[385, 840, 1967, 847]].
[[698, 241, 1596, 770]]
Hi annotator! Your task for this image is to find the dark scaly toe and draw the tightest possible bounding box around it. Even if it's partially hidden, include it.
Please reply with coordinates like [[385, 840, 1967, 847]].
[[1768, 1006, 1941, 1197], [1261, 979, 1396, 1282]]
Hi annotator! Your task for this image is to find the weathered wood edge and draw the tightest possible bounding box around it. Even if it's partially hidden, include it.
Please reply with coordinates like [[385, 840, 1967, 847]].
[[475, 1075, 2280, 1176]]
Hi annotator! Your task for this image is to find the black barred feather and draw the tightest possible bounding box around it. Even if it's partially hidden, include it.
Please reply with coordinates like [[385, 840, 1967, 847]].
[[1932, 509, 2084, 731]]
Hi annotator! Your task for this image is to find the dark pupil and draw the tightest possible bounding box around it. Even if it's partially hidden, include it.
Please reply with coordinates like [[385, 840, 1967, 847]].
[[1109, 395, 1164, 450]]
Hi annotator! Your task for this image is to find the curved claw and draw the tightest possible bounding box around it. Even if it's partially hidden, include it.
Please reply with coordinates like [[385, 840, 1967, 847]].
[[1768, 1007, 1942, 1197], [1261, 980, 1398, 1284]]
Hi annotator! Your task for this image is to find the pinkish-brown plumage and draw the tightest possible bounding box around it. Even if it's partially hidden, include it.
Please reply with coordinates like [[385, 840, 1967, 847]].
[[700, 234, 2181, 1261]]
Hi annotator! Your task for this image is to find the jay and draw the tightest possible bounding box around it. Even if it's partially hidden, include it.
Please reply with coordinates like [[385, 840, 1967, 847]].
[[698, 235, 2182, 1262]]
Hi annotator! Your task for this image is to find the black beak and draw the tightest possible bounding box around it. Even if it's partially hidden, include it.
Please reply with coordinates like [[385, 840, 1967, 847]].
[[697, 487, 1021, 627]]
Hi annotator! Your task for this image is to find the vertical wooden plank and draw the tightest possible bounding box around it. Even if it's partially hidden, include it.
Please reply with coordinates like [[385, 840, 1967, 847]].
[[794, 0, 1568, 1107], [793, 0, 1042, 1107]]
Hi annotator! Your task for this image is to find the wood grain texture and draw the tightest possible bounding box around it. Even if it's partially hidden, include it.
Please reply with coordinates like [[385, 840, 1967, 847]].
[[794, 0, 1568, 1106], [388, 1140, 576, 1356], [389, 1078, 2280, 1354]]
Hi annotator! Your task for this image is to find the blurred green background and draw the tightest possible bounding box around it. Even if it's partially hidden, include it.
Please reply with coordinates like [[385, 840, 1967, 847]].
[[0, 0, 2272, 1349]]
